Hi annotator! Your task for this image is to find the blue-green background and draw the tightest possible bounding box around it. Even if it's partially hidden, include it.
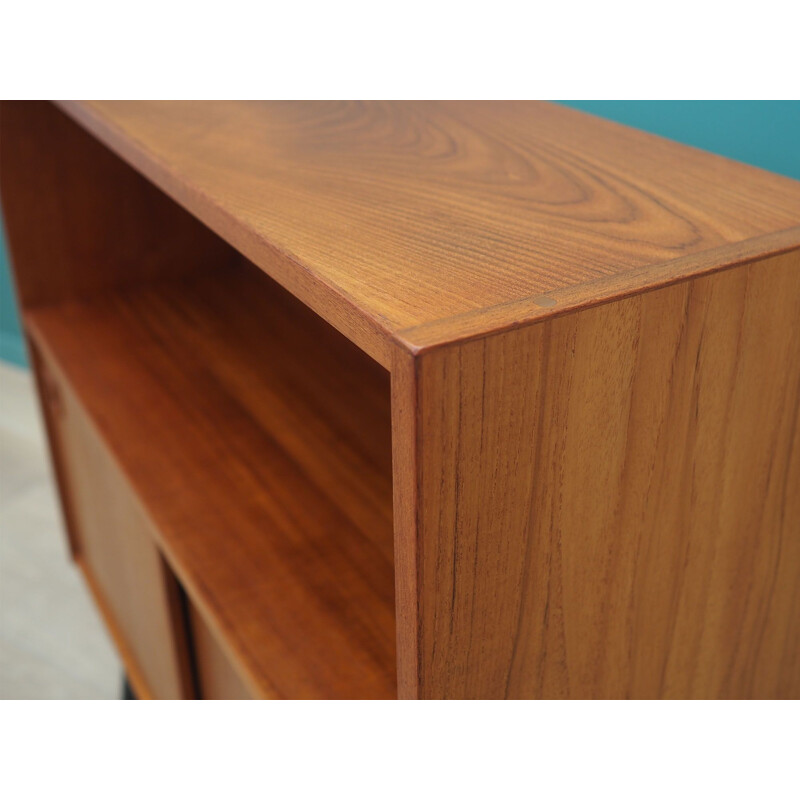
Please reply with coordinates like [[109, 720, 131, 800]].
[[1, 101, 799, 367]]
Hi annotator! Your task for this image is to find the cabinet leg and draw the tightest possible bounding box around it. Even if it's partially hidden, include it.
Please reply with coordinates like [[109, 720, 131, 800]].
[[121, 676, 137, 700]]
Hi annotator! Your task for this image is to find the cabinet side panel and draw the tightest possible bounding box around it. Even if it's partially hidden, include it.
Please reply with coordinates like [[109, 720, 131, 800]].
[[405, 250, 800, 699]]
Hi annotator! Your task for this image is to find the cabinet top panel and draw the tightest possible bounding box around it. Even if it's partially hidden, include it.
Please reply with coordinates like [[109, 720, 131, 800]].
[[59, 101, 800, 356]]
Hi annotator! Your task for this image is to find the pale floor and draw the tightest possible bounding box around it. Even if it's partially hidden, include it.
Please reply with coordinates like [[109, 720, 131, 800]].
[[0, 361, 121, 699]]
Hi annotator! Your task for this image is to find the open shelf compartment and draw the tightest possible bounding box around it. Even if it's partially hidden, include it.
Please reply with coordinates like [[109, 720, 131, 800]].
[[26, 258, 397, 699]]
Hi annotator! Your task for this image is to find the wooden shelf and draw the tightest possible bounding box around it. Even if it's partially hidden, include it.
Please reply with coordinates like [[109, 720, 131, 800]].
[[26, 260, 396, 699]]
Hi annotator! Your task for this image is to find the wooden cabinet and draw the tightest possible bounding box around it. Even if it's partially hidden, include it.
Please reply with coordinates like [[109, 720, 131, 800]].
[[2, 101, 799, 698]]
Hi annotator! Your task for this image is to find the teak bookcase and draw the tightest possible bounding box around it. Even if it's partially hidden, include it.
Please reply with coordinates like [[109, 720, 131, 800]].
[[2, 101, 799, 699]]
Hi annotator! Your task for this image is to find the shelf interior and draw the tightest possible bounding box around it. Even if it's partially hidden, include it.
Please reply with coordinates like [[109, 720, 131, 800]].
[[26, 258, 397, 699]]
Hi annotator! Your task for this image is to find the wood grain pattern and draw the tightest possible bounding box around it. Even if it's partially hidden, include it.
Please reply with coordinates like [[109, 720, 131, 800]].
[[395, 250, 800, 699], [56, 101, 800, 358], [26, 259, 396, 699]]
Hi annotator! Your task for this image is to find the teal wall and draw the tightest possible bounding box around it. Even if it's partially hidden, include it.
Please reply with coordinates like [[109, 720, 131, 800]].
[[559, 101, 800, 181], [1, 102, 798, 368], [0, 222, 26, 366]]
